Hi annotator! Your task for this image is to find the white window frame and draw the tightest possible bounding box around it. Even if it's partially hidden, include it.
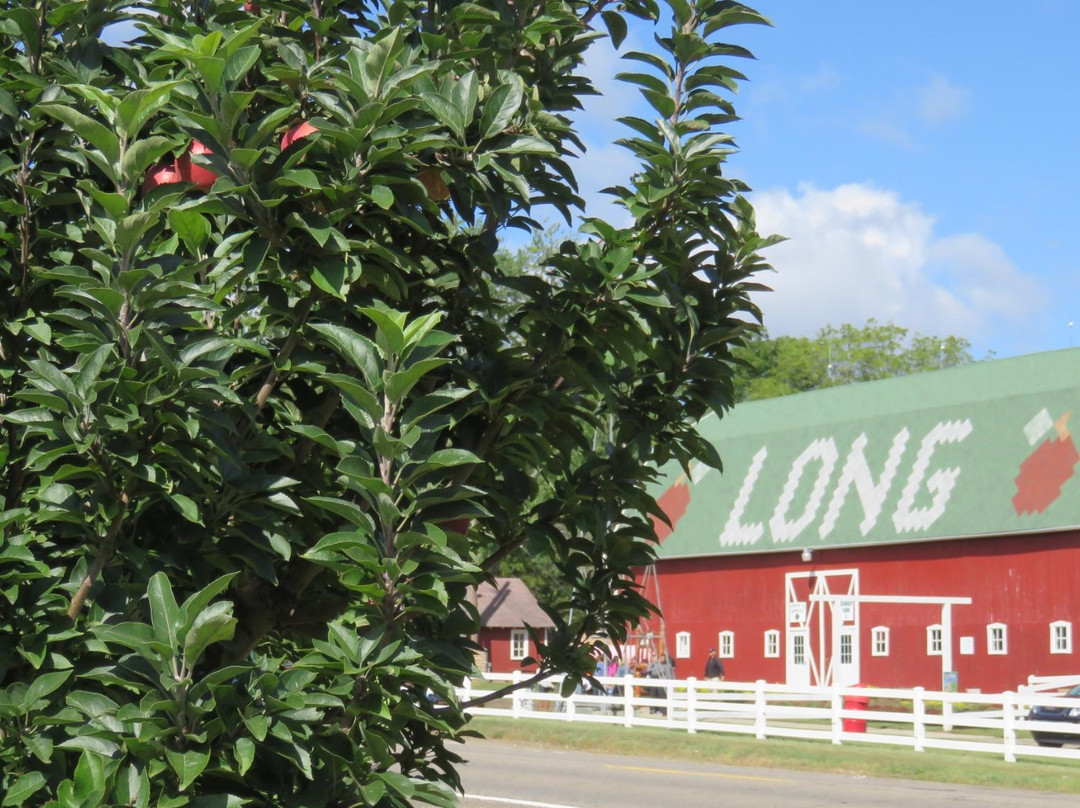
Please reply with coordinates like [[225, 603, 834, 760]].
[[839, 632, 853, 665], [871, 626, 890, 657], [764, 630, 780, 658], [1051, 621, 1073, 655], [509, 628, 528, 661], [792, 632, 806, 666], [926, 624, 943, 656], [987, 622, 1008, 656], [718, 631, 734, 659], [675, 631, 691, 659]]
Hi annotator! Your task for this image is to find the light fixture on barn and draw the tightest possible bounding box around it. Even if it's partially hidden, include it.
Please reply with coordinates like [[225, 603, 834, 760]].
[[801, 547, 817, 590]]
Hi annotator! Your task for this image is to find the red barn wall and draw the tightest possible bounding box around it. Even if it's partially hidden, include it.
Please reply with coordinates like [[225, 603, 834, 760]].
[[651, 530, 1080, 693]]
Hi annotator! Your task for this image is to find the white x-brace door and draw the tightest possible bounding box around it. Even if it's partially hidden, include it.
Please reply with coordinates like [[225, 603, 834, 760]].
[[785, 569, 860, 687]]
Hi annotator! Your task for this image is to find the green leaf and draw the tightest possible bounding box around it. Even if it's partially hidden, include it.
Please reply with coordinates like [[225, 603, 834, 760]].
[[23, 670, 72, 709], [180, 573, 238, 635], [90, 622, 158, 657], [147, 572, 182, 652], [311, 256, 348, 300], [425, 448, 482, 468], [602, 10, 628, 48], [182, 601, 236, 666], [371, 185, 394, 210], [277, 168, 321, 190], [234, 737, 255, 776], [168, 493, 203, 525], [2, 772, 46, 806], [309, 323, 382, 387], [359, 306, 406, 356], [166, 748, 210, 791], [420, 92, 465, 138], [169, 209, 211, 253], [305, 496, 372, 527], [37, 104, 121, 165], [479, 81, 522, 140], [116, 83, 179, 139], [495, 135, 556, 155]]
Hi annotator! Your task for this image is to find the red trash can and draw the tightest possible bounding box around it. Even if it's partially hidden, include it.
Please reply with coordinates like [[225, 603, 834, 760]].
[[842, 684, 870, 732]]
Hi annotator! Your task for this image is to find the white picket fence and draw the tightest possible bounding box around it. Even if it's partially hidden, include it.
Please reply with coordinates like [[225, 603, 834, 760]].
[[460, 672, 1080, 763]]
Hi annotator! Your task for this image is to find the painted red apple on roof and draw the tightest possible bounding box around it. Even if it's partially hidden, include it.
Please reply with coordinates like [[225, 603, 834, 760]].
[[1013, 410, 1078, 515]]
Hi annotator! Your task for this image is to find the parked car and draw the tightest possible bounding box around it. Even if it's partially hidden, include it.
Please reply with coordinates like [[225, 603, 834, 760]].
[[1027, 684, 1080, 747]]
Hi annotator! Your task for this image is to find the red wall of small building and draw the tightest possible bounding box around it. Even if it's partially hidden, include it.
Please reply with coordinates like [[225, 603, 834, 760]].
[[480, 627, 541, 674], [650, 530, 1080, 693]]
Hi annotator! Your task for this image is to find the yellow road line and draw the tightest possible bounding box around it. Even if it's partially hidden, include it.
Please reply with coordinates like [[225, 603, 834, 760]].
[[603, 764, 782, 783]]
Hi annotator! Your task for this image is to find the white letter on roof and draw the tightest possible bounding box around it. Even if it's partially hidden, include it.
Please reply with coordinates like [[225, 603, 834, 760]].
[[892, 419, 973, 534], [719, 447, 768, 546], [769, 438, 839, 543], [819, 429, 910, 539]]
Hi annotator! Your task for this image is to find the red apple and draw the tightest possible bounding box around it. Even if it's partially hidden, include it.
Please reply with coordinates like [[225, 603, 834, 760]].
[[142, 162, 182, 194], [176, 140, 218, 190], [281, 121, 318, 151], [243, 2, 260, 12], [439, 519, 472, 536]]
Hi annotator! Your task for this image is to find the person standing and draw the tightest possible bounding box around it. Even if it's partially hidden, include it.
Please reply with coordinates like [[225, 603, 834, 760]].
[[646, 652, 676, 714], [704, 647, 725, 681]]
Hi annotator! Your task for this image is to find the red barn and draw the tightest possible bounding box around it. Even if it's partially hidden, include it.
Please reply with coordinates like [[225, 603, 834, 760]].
[[646, 348, 1080, 694], [477, 577, 555, 673]]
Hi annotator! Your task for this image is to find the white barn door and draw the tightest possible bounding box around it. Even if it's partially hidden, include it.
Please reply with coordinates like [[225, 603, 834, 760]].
[[785, 569, 860, 686]]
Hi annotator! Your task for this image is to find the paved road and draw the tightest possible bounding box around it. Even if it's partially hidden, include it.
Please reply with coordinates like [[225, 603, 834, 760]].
[[456, 740, 1076, 807]]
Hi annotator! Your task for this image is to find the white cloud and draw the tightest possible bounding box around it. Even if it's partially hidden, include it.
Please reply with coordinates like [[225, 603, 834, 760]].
[[917, 75, 971, 126], [859, 75, 971, 148], [749, 183, 1046, 342]]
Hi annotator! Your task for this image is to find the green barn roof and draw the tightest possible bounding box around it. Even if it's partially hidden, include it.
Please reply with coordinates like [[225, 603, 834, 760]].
[[653, 348, 1080, 559]]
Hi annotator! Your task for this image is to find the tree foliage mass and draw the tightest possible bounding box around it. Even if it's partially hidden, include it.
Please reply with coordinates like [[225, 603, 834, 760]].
[[733, 319, 975, 402], [0, 1, 775, 805]]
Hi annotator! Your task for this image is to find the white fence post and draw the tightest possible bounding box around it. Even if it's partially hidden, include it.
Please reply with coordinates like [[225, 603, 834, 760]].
[[686, 677, 697, 734], [623, 674, 634, 727], [754, 679, 767, 739], [566, 683, 576, 721], [912, 686, 925, 752], [831, 684, 842, 745], [1002, 691, 1017, 763], [942, 691, 953, 732], [511, 669, 522, 719], [463, 675, 472, 705], [666, 680, 675, 727]]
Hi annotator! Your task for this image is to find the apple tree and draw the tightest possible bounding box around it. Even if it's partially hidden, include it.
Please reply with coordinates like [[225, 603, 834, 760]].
[[0, 0, 776, 804]]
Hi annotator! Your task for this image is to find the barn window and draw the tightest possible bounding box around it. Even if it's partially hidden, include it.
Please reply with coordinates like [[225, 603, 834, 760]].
[[509, 629, 528, 661], [675, 631, 691, 659], [792, 633, 805, 665], [718, 631, 734, 658], [926, 624, 943, 656], [987, 623, 1008, 655], [871, 626, 889, 657], [764, 630, 780, 658], [1051, 621, 1073, 654], [839, 633, 853, 665]]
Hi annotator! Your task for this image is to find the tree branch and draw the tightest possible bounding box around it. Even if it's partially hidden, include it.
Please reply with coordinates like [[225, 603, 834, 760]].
[[67, 489, 131, 620], [255, 290, 319, 410], [450, 669, 552, 710]]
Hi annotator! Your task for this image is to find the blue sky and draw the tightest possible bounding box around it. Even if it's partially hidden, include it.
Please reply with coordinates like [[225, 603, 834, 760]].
[[571, 0, 1080, 359]]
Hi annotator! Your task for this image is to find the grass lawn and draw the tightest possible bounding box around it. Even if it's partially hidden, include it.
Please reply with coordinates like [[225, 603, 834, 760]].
[[468, 716, 1080, 794]]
